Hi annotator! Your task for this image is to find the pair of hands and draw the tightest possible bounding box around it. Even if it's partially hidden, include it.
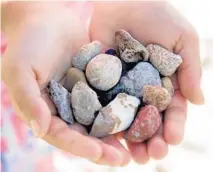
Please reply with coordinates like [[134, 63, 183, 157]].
[[2, 2, 204, 166]]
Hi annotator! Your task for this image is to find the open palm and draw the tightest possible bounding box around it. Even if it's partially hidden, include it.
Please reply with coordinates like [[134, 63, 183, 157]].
[[90, 1, 204, 163]]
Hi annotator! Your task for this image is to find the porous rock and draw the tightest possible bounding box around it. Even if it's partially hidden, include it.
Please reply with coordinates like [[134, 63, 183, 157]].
[[115, 29, 149, 63], [48, 80, 74, 124], [90, 93, 140, 138], [71, 81, 102, 125], [86, 54, 122, 91], [120, 62, 161, 98], [72, 41, 101, 70], [161, 77, 174, 96], [124, 105, 161, 143], [64, 68, 87, 92], [146, 44, 183, 76], [142, 85, 172, 112]]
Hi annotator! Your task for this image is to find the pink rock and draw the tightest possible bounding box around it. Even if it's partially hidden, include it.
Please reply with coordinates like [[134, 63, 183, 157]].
[[124, 105, 161, 143]]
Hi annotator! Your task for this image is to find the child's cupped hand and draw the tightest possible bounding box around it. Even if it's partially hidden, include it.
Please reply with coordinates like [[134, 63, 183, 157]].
[[1, 1, 204, 167]]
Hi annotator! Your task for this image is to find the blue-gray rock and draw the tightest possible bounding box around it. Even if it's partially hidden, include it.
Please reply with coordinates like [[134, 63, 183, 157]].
[[72, 41, 101, 71], [120, 62, 161, 98], [48, 80, 74, 124]]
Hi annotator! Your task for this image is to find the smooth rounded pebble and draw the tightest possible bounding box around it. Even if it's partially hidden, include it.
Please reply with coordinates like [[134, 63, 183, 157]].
[[161, 77, 174, 96], [90, 93, 140, 138], [120, 62, 161, 98], [86, 54, 122, 91], [72, 41, 101, 70], [48, 80, 74, 124], [71, 81, 102, 125], [142, 85, 172, 112], [146, 44, 183, 76], [115, 29, 149, 63], [124, 105, 161, 143], [64, 68, 87, 92]]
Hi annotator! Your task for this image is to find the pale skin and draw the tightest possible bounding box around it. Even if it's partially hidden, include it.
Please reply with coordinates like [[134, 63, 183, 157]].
[[1, 1, 204, 166]]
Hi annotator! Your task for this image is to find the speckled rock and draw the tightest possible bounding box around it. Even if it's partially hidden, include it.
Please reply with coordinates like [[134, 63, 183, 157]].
[[115, 29, 149, 63], [86, 54, 122, 91], [146, 44, 183, 76], [72, 41, 101, 70], [120, 62, 161, 98], [64, 68, 87, 92], [48, 80, 74, 124], [124, 105, 161, 143], [71, 81, 102, 125], [90, 93, 140, 138], [142, 85, 172, 112], [161, 77, 174, 96]]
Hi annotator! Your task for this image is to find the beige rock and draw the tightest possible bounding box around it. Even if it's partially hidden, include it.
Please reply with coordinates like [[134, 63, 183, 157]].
[[64, 68, 87, 92], [161, 77, 174, 96]]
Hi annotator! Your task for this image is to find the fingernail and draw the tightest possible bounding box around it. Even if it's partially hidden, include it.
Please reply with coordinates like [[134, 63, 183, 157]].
[[30, 120, 40, 137]]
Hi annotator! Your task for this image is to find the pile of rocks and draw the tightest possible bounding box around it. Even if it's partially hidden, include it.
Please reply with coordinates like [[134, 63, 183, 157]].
[[48, 29, 182, 143]]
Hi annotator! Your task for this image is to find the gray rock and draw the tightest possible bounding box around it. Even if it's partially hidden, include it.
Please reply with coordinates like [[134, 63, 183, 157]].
[[86, 54, 122, 91], [115, 29, 149, 63], [90, 93, 140, 138], [64, 68, 87, 92], [48, 80, 74, 124], [146, 44, 183, 76], [71, 81, 102, 125], [72, 41, 101, 70], [120, 62, 161, 98]]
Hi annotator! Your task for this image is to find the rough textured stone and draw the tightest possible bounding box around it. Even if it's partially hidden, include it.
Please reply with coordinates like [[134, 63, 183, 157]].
[[86, 54, 122, 91], [64, 68, 87, 92], [48, 80, 74, 124], [161, 77, 174, 96], [120, 62, 161, 98], [90, 93, 140, 138], [115, 29, 149, 63], [72, 41, 101, 70], [142, 85, 172, 112], [71, 81, 102, 125], [146, 44, 183, 76], [124, 105, 161, 143]]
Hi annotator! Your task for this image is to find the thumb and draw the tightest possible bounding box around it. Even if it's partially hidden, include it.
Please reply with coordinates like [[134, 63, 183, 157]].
[[175, 28, 204, 105], [2, 62, 51, 137]]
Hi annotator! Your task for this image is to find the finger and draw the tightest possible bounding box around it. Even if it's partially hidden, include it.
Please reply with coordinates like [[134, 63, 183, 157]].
[[101, 135, 131, 166], [44, 116, 103, 162], [175, 28, 204, 104], [91, 137, 123, 167], [147, 124, 169, 160], [69, 123, 88, 135], [2, 62, 51, 138], [164, 90, 187, 145], [126, 141, 149, 164]]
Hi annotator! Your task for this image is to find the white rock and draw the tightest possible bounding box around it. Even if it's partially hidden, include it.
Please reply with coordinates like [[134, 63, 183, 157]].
[[90, 93, 140, 137]]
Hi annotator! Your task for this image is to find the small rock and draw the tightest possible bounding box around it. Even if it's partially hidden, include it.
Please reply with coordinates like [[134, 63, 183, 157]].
[[86, 54, 122, 91], [71, 81, 102, 125], [120, 62, 161, 97], [72, 41, 101, 70], [115, 29, 149, 63], [105, 49, 117, 56], [124, 105, 161, 143], [146, 44, 183, 76], [90, 93, 140, 138], [64, 68, 87, 92], [161, 77, 174, 96], [142, 85, 172, 112], [48, 80, 74, 124]]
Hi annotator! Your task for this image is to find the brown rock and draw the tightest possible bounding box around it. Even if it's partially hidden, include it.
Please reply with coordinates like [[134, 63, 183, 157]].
[[161, 77, 174, 96], [64, 68, 87, 92], [142, 85, 172, 112]]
